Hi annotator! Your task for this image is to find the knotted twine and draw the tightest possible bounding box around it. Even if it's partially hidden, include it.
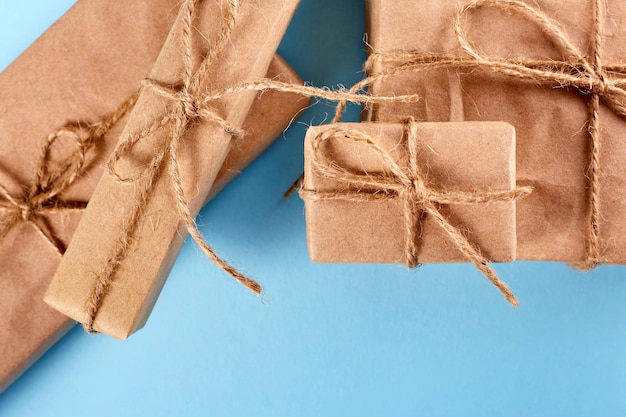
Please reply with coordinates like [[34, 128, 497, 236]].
[[355, 0, 626, 271], [83, 0, 420, 332], [0, 93, 138, 256], [299, 119, 532, 306]]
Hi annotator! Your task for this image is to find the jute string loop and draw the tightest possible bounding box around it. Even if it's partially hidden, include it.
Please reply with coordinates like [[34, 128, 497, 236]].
[[299, 118, 533, 306], [362, 0, 626, 270], [0, 93, 138, 256], [84, 0, 421, 332]]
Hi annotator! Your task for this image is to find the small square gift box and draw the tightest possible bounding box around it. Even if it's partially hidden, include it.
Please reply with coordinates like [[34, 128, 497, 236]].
[[300, 120, 532, 305]]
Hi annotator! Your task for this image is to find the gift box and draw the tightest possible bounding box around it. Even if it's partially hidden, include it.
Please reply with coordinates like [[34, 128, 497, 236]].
[[364, 0, 626, 265], [300, 120, 529, 304], [0, 0, 307, 392], [44, 0, 300, 340]]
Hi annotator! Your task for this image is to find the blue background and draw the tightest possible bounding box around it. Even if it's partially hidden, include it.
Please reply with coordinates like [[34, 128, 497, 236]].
[[2, 1, 626, 416]]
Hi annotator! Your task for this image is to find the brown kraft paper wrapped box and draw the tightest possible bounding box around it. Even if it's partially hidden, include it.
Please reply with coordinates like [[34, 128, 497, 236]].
[[301, 121, 525, 305], [45, 0, 301, 340], [364, 0, 626, 264], [302, 121, 518, 263], [0, 0, 307, 393]]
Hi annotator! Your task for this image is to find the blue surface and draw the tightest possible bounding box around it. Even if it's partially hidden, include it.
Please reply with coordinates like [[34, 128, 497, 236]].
[[2, 1, 626, 416]]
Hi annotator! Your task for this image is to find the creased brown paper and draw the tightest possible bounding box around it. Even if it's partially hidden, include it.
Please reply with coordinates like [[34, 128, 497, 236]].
[[365, 0, 626, 264], [301, 121, 526, 305]]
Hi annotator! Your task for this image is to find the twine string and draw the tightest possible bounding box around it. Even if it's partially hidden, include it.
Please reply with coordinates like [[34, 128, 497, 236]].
[[0, 93, 138, 256], [299, 119, 532, 306], [84, 0, 421, 333], [364, 0, 625, 269]]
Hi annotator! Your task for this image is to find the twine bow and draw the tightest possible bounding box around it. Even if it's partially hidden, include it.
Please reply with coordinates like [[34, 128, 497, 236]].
[[299, 119, 533, 306], [85, 0, 421, 332], [0, 94, 138, 256], [454, 0, 624, 270], [359, 0, 626, 270]]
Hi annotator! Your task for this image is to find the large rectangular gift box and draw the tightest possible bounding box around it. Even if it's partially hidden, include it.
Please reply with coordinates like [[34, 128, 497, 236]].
[[1, 0, 307, 392], [364, 0, 626, 265], [44, 0, 301, 340]]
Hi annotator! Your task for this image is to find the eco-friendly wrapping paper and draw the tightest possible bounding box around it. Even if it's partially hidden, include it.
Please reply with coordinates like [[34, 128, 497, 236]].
[[364, 0, 626, 264], [0, 0, 307, 392], [302, 121, 518, 264], [45, 0, 300, 340], [301, 121, 525, 305]]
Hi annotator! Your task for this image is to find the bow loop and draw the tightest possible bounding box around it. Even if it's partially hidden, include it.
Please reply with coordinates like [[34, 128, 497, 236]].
[[311, 127, 414, 195], [0, 92, 138, 256], [455, 0, 626, 112], [34, 125, 94, 203], [456, 0, 587, 67]]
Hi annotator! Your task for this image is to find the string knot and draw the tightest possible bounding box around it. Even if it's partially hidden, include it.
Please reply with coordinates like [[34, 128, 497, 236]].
[[590, 72, 609, 95], [139, 77, 246, 141], [175, 90, 203, 120], [17, 201, 33, 222], [408, 177, 430, 207]]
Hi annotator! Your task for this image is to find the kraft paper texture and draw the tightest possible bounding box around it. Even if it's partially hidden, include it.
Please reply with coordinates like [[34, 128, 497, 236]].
[[365, 0, 626, 263], [303, 121, 518, 264]]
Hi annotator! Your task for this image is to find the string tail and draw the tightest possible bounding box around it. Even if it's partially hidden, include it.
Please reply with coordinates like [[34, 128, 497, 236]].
[[475, 261, 519, 307], [284, 174, 304, 198], [426, 194, 520, 307], [167, 127, 262, 295], [432, 206, 519, 307], [188, 224, 262, 295]]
